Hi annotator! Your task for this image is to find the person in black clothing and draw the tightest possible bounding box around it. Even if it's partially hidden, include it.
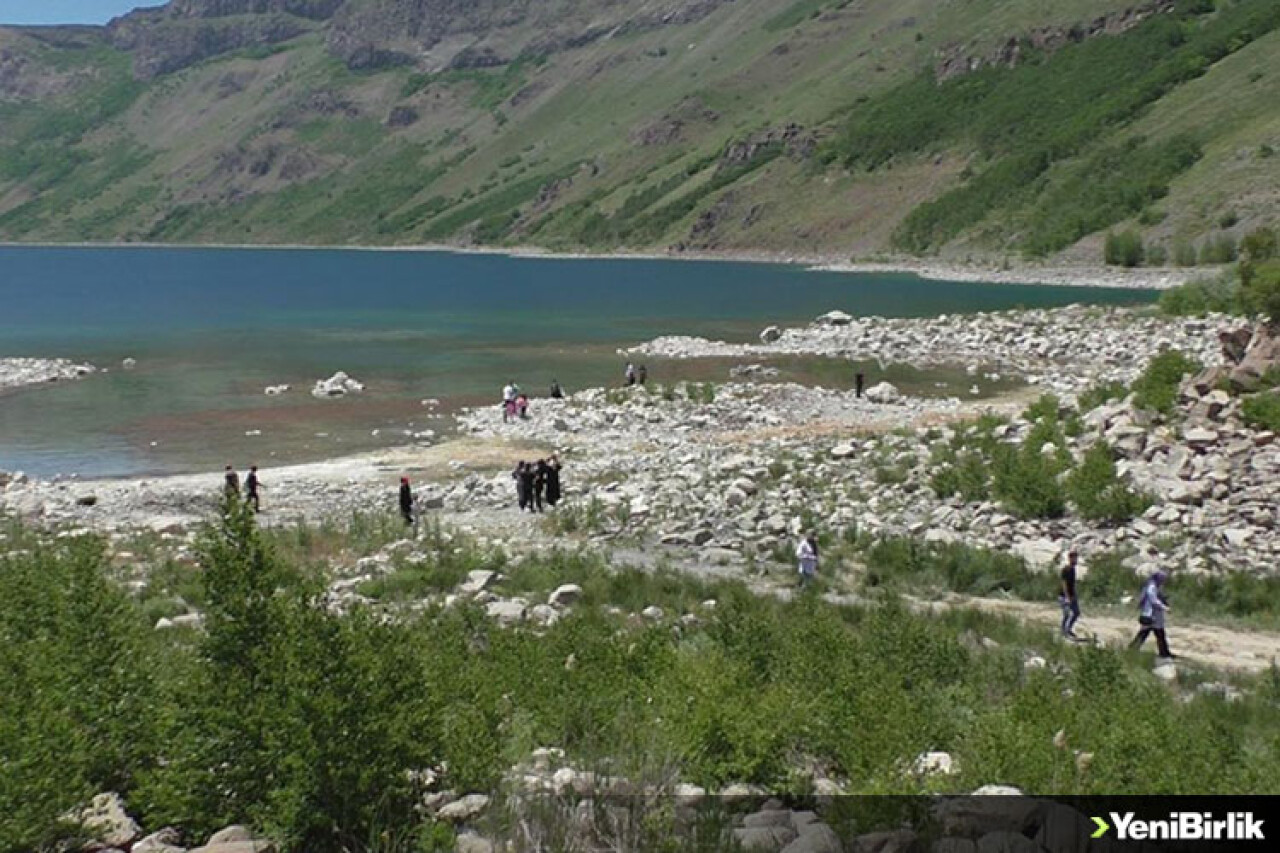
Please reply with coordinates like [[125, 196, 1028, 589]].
[[513, 461, 530, 510], [637, 364, 648, 386], [532, 459, 551, 513], [544, 455, 563, 507], [399, 477, 415, 526], [1059, 549, 1081, 640], [517, 462, 538, 513], [223, 465, 240, 499], [550, 379, 564, 399], [245, 465, 261, 513], [855, 372, 866, 399]]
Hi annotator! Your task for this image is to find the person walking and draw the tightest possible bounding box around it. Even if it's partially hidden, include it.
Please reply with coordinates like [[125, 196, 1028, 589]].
[[223, 465, 240, 500], [512, 461, 529, 510], [637, 364, 648, 386], [1130, 570, 1175, 659], [544, 455, 563, 507], [550, 379, 564, 399], [1059, 549, 1081, 640], [399, 476, 415, 526], [795, 532, 819, 589], [245, 465, 262, 513], [624, 362, 637, 387], [855, 372, 866, 399]]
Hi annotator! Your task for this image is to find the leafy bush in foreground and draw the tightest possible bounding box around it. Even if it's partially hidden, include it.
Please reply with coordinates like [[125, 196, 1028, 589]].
[[1066, 442, 1153, 523]]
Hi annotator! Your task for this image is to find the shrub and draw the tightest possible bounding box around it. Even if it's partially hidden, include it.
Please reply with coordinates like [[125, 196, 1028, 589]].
[[1158, 272, 1242, 316], [990, 440, 1068, 520], [1199, 234, 1238, 264], [1104, 230, 1145, 267], [1173, 239, 1199, 267], [1077, 380, 1128, 412], [1241, 390, 1280, 431], [1066, 442, 1153, 523], [1241, 226, 1278, 263], [930, 451, 990, 502], [1240, 259, 1280, 323], [1146, 244, 1169, 266], [1131, 349, 1201, 414]]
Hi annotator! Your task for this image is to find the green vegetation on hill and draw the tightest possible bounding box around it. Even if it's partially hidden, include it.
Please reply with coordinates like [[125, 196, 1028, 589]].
[[828, 0, 1280, 256], [0, 0, 1277, 257], [5, 504, 1280, 852]]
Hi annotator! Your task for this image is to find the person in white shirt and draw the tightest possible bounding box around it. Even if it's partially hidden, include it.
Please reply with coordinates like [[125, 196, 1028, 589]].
[[501, 381, 518, 422], [795, 532, 819, 589]]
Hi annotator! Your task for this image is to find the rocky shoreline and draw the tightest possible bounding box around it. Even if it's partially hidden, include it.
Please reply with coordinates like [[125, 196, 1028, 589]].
[[0, 356, 96, 392], [2, 304, 1275, 589]]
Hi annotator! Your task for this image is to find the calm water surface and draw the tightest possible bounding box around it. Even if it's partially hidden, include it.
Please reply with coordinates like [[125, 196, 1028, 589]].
[[0, 246, 1155, 477]]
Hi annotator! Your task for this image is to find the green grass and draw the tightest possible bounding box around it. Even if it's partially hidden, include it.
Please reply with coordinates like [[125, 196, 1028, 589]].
[[3, 508, 1279, 853]]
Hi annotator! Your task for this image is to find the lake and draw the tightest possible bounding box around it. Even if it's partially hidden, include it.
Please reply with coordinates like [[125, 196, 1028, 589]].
[[0, 246, 1155, 477]]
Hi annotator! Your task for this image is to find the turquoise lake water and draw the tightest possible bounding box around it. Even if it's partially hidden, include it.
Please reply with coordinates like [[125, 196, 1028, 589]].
[[0, 246, 1155, 477]]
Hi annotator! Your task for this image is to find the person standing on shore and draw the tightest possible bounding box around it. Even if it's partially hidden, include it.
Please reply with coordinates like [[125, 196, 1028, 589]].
[[638, 364, 648, 386], [1130, 570, 1175, 659], [533, 459, 549, 512], [1059, 549, 1081, 640], [544, 455, 563, 507], [245, 465, 262, 513], [517, 462, 538, 513], [795, 532, 819, 589], [625, 362, 637, 387], [513, 461, 529, 510], [223, 465, 240, 500], [399, 477, 415, 527], [550, 379, 564, 399], [502, 381, 518, 423], [855, 372, 865, 399]]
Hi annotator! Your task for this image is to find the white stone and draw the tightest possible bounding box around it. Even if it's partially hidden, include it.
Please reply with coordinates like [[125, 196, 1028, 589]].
[[865, 382, 902, 404], [436, 794, 491, 823], [912, 751, 958, 776], [548, 583, 583, 608]]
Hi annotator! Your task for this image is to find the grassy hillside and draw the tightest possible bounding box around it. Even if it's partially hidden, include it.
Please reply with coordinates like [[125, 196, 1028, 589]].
[[0, 0, 1276, 264]]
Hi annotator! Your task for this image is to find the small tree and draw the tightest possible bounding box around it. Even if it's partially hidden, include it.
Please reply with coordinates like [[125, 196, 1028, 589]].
[[1241, 259, 1280, 327], [1132, 349, 1202, 414], [1067, 442, 1152, 523], [1104, 230, 1145, 267]]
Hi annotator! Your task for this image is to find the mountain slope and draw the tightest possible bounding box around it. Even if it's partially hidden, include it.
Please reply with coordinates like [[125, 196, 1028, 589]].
[[0, 0, 1276, 264]]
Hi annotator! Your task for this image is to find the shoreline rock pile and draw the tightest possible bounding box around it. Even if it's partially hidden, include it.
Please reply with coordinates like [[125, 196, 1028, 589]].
[[0, 357, 96, 391]]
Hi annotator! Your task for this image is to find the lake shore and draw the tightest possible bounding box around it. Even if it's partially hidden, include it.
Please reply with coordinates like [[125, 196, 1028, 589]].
[[0, 239, 1196, 290]]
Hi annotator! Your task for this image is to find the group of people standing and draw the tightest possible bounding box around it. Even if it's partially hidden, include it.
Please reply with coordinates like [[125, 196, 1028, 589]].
[[624, 362, 648, 387], [223, 464, 262, 512], [513, 457, 563, 513]]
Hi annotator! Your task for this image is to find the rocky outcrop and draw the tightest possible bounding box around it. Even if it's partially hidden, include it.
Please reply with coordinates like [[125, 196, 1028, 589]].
[[934, 0, 1177, 81], [108, 13, 312, 79], [0, 357, 96, 391]]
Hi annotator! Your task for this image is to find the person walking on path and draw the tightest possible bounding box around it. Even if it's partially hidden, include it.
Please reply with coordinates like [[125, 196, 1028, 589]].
[[399, 477, 415, 527], [245, 465, 262, 513], [223, 465, 240, 500], [1130, 570, 1175, 659], [1059, 549, 1081, 640], [795, 532, 819, 589], [544, 455, 563, 507], [550, 379, 564, 399], [855, 372, 865, 399], [624, 362, 637, 387], [637, 364, 648, 386]]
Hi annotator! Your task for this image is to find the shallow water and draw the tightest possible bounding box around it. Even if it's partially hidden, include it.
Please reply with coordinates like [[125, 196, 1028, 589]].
[[0, 246, 1154, 477]]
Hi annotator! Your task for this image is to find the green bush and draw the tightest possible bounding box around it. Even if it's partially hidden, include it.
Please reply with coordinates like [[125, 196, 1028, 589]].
[[1241, 226, 1278, 263], [1240, 259, 1280, 323], [1131, 349, 1201, 414], [1077, 380, 1129, 412], [1200, 233, 1239, 264], [1173, 239, 1199, 267], [1066, 442, 1153, 523], [1158, 272, 1242, 316], [1104, 229, 1146, 267], [1241, 390, 1280, 431]]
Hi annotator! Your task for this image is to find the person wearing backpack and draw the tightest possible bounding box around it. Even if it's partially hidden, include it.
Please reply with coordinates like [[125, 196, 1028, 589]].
[[1130, 570, 1175, 659]]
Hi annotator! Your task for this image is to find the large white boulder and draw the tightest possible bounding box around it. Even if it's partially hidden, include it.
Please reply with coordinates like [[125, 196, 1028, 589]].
[[864, 382, 902, 404], [311, 371, 364, 398], [815, 310, 853, 326]]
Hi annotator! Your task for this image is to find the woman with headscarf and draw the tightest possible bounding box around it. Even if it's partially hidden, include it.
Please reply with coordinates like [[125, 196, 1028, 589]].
[[1130, 570, 1175, 659], [795, 532, 819, 589], [512, 461, 529, 510], [544, 455, 563, 507]]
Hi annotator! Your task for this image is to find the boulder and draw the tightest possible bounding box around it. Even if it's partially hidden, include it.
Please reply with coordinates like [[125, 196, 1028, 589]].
[[1010, 538, 1060, 571], [486, 599, 527, 626], [72, 792, 140, 849], [190, 825, 275, 853], [865, 382, 901, 404], [454, 832, 495, 853], [912, 751, 958, 776], [548, 583, 583, 608], [760, 325, 783, 343], [133, 827, 186, 853], [781, 824, 842, 853], [734, 825, 798, 852], [437, 793, 491, 823], [815, 310, 854, 326], [311, 371, 364, 398]]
